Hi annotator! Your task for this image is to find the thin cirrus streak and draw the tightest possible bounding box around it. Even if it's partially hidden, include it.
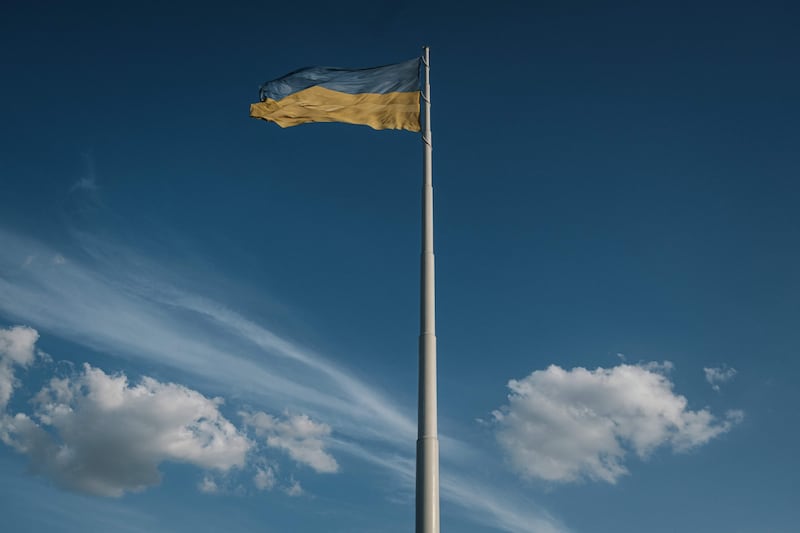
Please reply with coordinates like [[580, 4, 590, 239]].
[[330, 438, 570, 533], [0, 227, 570, 533], [0, 227, 409, 443]]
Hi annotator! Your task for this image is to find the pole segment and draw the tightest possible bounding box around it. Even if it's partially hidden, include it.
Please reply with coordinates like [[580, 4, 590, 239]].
[[416, 45, 439, 533]]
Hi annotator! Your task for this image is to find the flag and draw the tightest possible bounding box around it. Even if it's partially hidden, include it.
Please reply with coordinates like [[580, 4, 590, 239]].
[[250, 58, 421, 132]]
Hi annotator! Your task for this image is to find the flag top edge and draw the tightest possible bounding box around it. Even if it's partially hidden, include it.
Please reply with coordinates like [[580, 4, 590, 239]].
[[259, 58, 421, 102]]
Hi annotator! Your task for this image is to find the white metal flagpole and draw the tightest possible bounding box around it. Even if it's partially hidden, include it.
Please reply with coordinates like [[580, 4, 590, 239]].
[[416, 45, 439, 533]]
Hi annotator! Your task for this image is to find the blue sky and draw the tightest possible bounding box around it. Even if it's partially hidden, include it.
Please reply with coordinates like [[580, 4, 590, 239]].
[[1, 2, 799, 532]]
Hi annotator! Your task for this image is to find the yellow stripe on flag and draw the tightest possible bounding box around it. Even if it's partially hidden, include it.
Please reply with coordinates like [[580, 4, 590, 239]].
[[250, 85, 420, 132]]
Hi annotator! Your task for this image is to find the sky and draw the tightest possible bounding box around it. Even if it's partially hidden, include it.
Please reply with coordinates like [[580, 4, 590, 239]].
[[1, 1, 799, 532]]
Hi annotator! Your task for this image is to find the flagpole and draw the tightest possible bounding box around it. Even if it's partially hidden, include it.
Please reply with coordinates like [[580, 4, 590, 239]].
[[416, 45, 439, 533]]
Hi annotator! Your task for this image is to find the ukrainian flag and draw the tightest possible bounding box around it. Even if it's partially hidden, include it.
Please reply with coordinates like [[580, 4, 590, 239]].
[[250, 58, 421, 132]]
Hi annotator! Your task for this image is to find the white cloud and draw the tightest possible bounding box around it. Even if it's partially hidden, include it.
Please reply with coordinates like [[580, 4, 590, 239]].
[[283, 477, 303, 497], [198, 475, 219, 494], [493, 363, 742, 484], [1, 364, 252, 497], [704, 366, 737, 392], [242, 411, 338, 474], [253, 464, 277, 491], [0, 325, 39, 367], [0, 325, 40, 410]]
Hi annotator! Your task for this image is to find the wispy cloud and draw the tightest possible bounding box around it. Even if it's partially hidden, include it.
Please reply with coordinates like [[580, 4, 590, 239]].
[[0, 231, 366, 435], [0, 228, 413, 445], [69, 153, 98, 193], [197, 475, 220, 494], [242, 410, 339, 473], [441, 474, 569, 533], [253, 464, 277, 491], [331, 438, 570, 533], [704, 365, 737, 392], [283, 477, 304, 497]]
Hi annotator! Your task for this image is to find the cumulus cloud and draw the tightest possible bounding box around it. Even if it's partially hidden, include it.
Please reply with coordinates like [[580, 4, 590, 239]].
[[704, 366, 737, 392], [493, 363, 742, 484], [1, 363, 252, 497], [0, 325, 341, 499], [0, 325, 40, 410], [242, 411, 338, 474], [0, 326, 39, 366]]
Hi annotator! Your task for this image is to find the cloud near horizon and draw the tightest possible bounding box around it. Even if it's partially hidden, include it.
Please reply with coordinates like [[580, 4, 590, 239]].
[[493, 362, 743, 484]]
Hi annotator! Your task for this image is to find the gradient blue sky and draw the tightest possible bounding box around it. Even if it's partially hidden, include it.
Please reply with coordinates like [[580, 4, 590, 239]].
[[1, 2, 799, 532]]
